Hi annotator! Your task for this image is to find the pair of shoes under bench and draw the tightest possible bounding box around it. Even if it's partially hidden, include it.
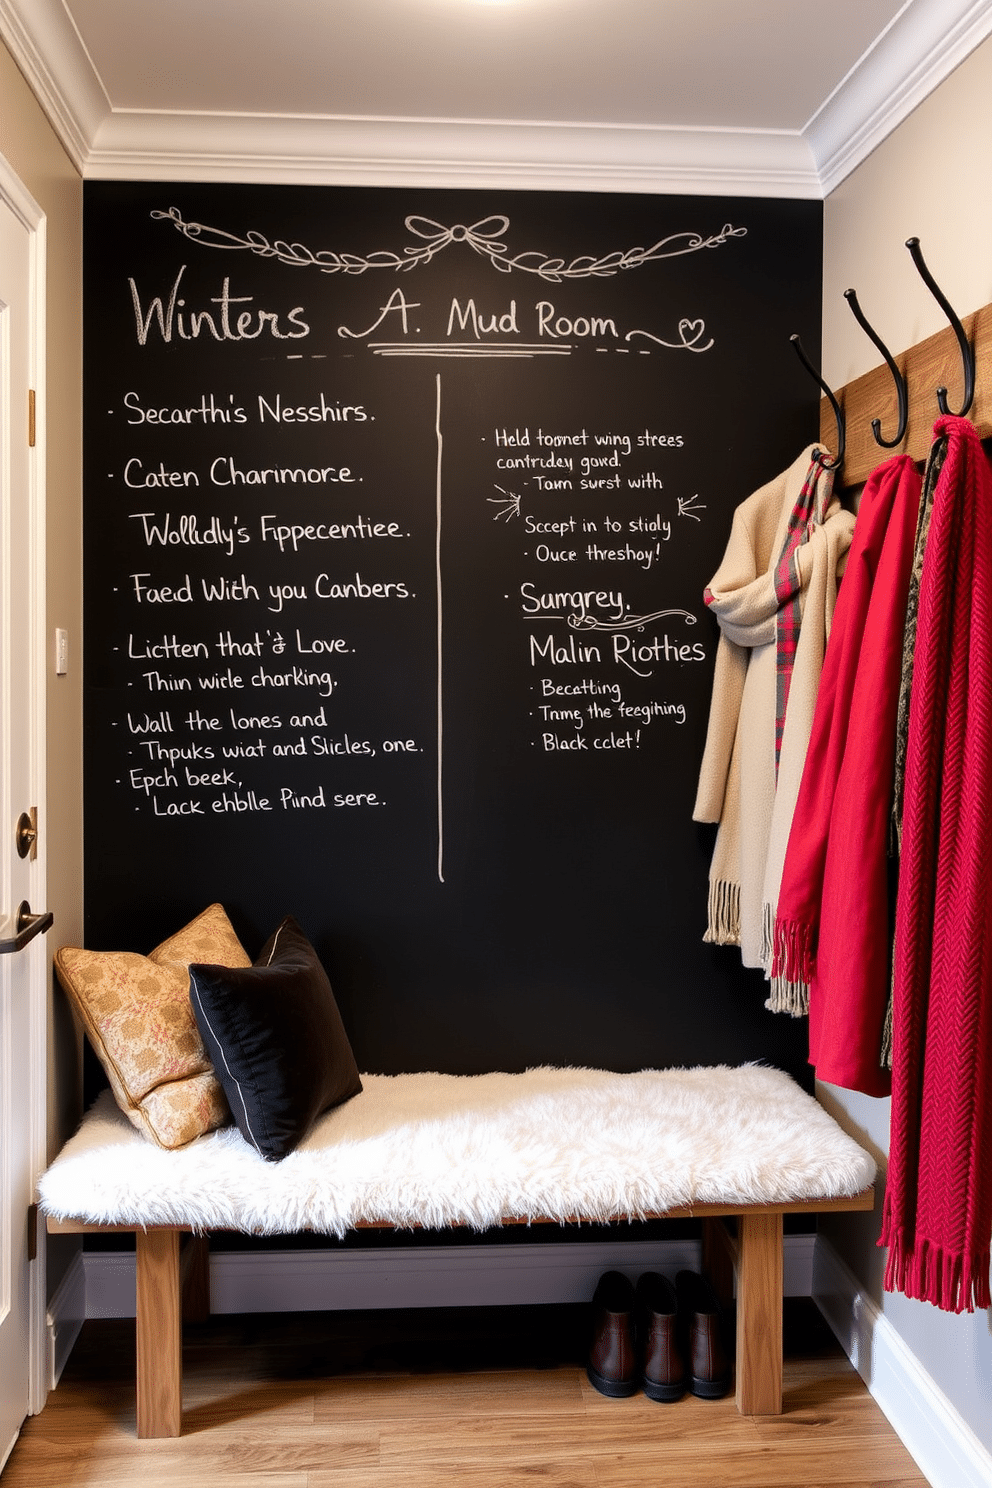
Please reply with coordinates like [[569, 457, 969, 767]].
[[587, 1269, 728, 1402]]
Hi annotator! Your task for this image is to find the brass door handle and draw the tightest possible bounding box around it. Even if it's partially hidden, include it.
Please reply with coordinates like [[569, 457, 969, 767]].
[[16, 809, 38, 861], [0, 902, 53, 955]]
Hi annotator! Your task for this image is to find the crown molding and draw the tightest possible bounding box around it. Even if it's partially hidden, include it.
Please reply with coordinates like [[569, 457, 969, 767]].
[[0, 0, 105, 173], [806, 0, 992, 195], [83, 112, 821, 197], [3, 0, 991, 197]]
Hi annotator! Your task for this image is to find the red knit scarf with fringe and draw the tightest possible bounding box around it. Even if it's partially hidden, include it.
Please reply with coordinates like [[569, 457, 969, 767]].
[[771, 454, 921, 1093], [880, 415, 992, 1312]]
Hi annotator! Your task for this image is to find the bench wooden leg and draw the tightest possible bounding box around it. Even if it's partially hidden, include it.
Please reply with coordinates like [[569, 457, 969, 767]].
[[735, 1210, 783, 1416], [135, 1228, 182, 1438], [181, 1234, 211, 1322]]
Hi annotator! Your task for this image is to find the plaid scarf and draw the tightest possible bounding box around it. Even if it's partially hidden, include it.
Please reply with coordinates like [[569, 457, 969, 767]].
[[772, 455, 834, 775]]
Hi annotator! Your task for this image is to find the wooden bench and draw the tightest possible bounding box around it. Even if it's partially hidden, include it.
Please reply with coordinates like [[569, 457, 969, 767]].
[[38, 1066, 876, 1437], [47, 1189, 874, 1436]]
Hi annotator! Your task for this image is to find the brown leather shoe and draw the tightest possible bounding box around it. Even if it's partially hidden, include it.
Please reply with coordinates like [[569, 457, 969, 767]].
[[676, 1269, 731, 1399], [587, 1270, 638, 1398], [636, 1271, 685, 1402]]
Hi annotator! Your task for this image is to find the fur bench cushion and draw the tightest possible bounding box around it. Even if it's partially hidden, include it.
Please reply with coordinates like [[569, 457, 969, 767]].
[[38, 1065, 876, 1237]]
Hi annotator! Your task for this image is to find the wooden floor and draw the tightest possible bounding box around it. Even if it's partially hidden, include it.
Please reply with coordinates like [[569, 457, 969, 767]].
[[3, 1300, 930, 1488]]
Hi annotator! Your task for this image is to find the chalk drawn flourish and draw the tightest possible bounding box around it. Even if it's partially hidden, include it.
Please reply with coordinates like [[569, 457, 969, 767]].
[[151, 208, 747, 284], [569, 609, 697, 634], [626, 320, 714, 353], [488, 486, 522, 522]]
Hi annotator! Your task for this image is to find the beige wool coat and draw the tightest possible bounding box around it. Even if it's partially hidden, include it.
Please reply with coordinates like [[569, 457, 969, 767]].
[[693, 446, 855, 1008]]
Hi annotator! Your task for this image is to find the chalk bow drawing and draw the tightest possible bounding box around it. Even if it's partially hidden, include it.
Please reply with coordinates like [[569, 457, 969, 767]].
[[151, 207, 746, 284]]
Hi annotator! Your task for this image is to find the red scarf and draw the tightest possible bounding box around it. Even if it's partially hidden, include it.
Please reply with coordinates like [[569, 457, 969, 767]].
[[771, 455, 921, 1092], [881, 416, 992, 1312]]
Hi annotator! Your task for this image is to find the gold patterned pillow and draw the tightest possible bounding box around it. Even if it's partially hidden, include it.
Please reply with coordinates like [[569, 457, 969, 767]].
[[55, 903, 251, 1149]]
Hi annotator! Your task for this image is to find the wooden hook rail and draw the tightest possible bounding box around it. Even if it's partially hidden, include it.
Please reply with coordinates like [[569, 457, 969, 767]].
[[820, 302, 992, 489]]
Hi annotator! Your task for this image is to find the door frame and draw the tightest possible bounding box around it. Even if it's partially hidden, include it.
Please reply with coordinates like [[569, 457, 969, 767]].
[[0, 147, 49, 1419]]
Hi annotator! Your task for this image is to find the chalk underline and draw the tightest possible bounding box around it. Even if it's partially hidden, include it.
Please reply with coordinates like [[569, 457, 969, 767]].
[[370, 342, 574, 358]]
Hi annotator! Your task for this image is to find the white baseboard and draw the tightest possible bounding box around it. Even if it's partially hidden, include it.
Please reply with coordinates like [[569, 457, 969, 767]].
[[45, 1251, 85, 1390], [209, 1239, 706, 1313], [813, 1237, 992, 1488], [79, 1233, 815, 1319], [80, 1248, 140, 1320]]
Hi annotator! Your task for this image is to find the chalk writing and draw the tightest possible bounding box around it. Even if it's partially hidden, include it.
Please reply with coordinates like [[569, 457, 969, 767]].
[[129, 265, 310, 345]]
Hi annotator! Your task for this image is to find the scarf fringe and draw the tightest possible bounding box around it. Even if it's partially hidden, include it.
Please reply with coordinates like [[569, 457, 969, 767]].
[[771, 915, 817, 986], [761, 900, 774, 971], [702, 880, 740, 946], [764, 975, 809, 1017], [881, 1227, 992, 1314], [762, 903, 809, 1014]]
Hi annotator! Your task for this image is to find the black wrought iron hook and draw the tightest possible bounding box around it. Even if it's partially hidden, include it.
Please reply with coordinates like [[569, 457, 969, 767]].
[[905, 237, 975, 418], [843, 288, 908, 448], [790, 333, 845, 471]]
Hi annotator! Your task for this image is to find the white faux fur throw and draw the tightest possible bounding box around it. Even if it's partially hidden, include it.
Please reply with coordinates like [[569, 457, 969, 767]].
[[38, 1066, 875, 1237]]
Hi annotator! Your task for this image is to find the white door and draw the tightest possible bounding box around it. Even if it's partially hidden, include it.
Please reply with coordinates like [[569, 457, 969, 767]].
[[0, 159, 48, 1471]]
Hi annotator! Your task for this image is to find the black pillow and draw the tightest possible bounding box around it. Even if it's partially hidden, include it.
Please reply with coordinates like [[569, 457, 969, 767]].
[[188, 916, 362, 1160]]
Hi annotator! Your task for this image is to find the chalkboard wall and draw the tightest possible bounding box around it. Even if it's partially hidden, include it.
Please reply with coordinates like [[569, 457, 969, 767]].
[[83, 182, 822, 1083]]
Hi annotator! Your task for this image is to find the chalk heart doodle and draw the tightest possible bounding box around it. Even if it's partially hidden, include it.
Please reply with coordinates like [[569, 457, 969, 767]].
[[680, 319, 707, 346], [151, 207, 747, 285], [625, 319, 714, 354]]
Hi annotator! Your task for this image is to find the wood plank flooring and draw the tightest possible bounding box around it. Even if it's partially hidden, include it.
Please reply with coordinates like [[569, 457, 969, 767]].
[[2, 1301, 930, 1487]]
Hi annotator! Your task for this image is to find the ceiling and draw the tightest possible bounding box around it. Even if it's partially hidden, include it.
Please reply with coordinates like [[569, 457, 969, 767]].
[[3, 0, 992, 196]]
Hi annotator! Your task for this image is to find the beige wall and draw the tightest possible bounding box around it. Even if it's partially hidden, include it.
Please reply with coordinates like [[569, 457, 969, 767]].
[[823, 38, 992, 390], [0, 42, 84, 1280], [821, 33, 992, 1457]]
